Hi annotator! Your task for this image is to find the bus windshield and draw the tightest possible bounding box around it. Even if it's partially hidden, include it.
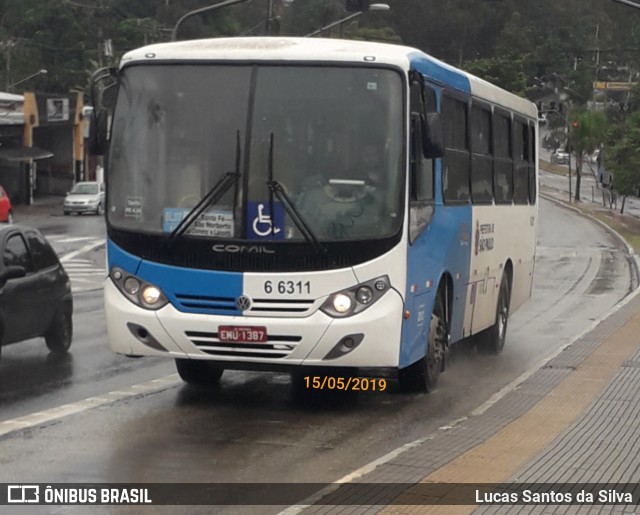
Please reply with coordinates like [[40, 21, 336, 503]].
[[107, 64, 404, 241]]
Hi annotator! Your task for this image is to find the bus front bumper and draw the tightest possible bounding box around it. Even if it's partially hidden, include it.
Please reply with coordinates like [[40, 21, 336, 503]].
[[104, 279, 404, 369]]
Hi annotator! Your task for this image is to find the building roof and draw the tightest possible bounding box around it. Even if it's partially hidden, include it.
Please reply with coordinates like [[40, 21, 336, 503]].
[[0, 91, 25, 126]]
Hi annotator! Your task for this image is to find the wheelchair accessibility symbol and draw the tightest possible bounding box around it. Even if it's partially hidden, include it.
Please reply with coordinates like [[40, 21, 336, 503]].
[[249, 202, 284, 239]]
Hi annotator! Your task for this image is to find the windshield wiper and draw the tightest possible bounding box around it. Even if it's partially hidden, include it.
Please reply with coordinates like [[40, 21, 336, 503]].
[[265, 133, 326, 256], [167, 131, 242, 247]]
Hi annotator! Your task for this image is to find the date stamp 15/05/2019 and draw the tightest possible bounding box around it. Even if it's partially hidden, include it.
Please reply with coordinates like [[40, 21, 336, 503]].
[[302, 376, 387, 392]]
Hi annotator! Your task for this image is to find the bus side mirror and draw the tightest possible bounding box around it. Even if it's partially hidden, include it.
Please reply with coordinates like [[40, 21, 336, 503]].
[[89, 108, 110, 156], [88, 67, 118, 156], [422, 112, 443, 159]]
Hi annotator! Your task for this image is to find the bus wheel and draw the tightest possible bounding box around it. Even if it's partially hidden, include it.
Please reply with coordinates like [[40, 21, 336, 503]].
[[481, 275, 511, 355], [399, 294, 447, 393], [175, 359, 224, 386]]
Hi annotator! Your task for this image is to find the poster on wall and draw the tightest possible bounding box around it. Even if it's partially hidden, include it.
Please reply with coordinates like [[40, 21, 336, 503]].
[[47, 98, 69, 122]]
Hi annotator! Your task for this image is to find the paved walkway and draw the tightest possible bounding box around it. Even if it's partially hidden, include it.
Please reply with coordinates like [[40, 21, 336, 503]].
[[284, 167, 640, 514], [11, 194, 64, 225]]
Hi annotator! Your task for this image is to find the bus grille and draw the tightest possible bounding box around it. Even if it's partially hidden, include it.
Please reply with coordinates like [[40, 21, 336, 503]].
[[248, 298, 315, 314], [174, 294, 236, 312], [173, 295, 315, 315], [186, 331, 302, 359]]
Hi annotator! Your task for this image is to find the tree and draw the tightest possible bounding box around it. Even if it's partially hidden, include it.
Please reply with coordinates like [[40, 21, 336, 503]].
[[463, 55, 527, 95], [566, 109, 607, 201], [608, 111, 640, 215]]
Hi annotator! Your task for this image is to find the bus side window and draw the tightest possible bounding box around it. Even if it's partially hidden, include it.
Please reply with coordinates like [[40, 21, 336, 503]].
[[409, 79, 436, 243], [442, 94, 470, 204], [493, 111, 513, 204], [513, 119, 529, 205], [528, 123, 537, 204], [470, 103, 493, 205]]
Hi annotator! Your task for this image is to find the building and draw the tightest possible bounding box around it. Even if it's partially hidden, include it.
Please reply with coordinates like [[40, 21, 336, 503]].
[[0, 90, 85, 204]]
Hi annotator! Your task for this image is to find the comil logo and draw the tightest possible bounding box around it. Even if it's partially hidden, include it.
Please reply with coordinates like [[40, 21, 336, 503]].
[[8, 485, 39, 503]]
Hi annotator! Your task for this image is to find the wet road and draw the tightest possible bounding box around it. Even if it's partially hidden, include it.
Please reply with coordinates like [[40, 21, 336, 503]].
[[0, 198, 635, 514]]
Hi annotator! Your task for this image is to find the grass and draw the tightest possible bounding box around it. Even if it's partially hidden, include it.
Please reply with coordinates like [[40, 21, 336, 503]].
[[539, 160, 569, 176], [591, 211, 640, 255]]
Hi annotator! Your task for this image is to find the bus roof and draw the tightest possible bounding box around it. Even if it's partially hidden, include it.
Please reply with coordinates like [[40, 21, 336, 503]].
[[121, 37, 414, 68], [121, 37, 536, 118]]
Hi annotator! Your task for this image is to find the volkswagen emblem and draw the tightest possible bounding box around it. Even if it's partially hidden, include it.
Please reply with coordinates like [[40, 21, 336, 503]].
[[236, 295, 252, 310]]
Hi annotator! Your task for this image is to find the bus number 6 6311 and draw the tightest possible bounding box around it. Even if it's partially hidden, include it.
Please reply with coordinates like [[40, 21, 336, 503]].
[[264, 280, 311, 295]]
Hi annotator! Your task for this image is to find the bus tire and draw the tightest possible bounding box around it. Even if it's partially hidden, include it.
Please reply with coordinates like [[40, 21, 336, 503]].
[[175, 359, 224, 386], [480, 274, 511, 355], [399, 293, 447, 393]]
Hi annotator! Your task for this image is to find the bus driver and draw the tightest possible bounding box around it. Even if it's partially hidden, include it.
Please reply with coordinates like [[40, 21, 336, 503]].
[[295, 144, 390, 239]]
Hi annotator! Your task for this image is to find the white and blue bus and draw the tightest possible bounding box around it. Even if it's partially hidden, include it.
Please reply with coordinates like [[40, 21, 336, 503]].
[[96, 37, 537, 392]]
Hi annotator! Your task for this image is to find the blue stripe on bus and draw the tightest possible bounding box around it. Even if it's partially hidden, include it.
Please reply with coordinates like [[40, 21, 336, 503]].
[[400, 204, 473, 368], [107, 241, 243, 316], [408, 52, 471, 94], [107, 240, 141, 275]]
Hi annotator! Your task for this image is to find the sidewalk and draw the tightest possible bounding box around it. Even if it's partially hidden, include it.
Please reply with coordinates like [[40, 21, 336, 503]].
[[287, 169, 640, 513], [11, 194, 64, 225]]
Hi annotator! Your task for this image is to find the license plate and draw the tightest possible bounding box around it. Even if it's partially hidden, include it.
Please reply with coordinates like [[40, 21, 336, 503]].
[[218, 326, 268, 343]]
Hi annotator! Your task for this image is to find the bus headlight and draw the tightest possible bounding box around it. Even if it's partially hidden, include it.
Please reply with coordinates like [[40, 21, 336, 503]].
[[356, 286, 374, 304], [124, 277, 140, 295], [141, 285, 163, 306], [110, 267, 169, 310], [333, 294, 353, 314], [321, 275, 390, 318]]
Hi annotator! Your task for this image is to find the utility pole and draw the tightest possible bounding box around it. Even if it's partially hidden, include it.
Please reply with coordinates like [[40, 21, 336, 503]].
[[265, 0, 274, 35], [172, 0, 252, 41], [5, 44, 10, 92]]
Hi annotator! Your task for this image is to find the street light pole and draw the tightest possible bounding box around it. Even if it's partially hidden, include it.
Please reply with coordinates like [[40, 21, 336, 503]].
[[610, 0, 640, 8], [305, 11, 362, 37], [568, 150, 572, 203], [171, 0, 252, 41], [304, 3, 389, 38], [9, 69, 47, 93]]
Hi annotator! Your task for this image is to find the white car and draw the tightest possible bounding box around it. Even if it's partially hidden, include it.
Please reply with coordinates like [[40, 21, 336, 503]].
[[63, 182, 105, 215], [550, 149, 570, 165]]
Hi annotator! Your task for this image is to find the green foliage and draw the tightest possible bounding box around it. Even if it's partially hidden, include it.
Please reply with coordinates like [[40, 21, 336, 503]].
[[568, 109, 607, 158], [0, 0, 637, 103], [565, 109, 607, 201], [609, 111, 640, 198], [464, 56, 527, 96]]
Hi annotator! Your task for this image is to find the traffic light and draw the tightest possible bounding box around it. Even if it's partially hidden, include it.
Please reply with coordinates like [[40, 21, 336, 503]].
[[345, 0, 370, 12], [571, 120, 579, 129]]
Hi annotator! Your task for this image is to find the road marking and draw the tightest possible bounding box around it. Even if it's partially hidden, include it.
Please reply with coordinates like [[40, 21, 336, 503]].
[[0, 375, 182, 439], [60, 239, 106, 263], [48, 236, 99, 244]]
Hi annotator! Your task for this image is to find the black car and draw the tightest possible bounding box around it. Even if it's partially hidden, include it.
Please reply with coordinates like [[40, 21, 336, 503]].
[[0, 225, 73, 358]]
